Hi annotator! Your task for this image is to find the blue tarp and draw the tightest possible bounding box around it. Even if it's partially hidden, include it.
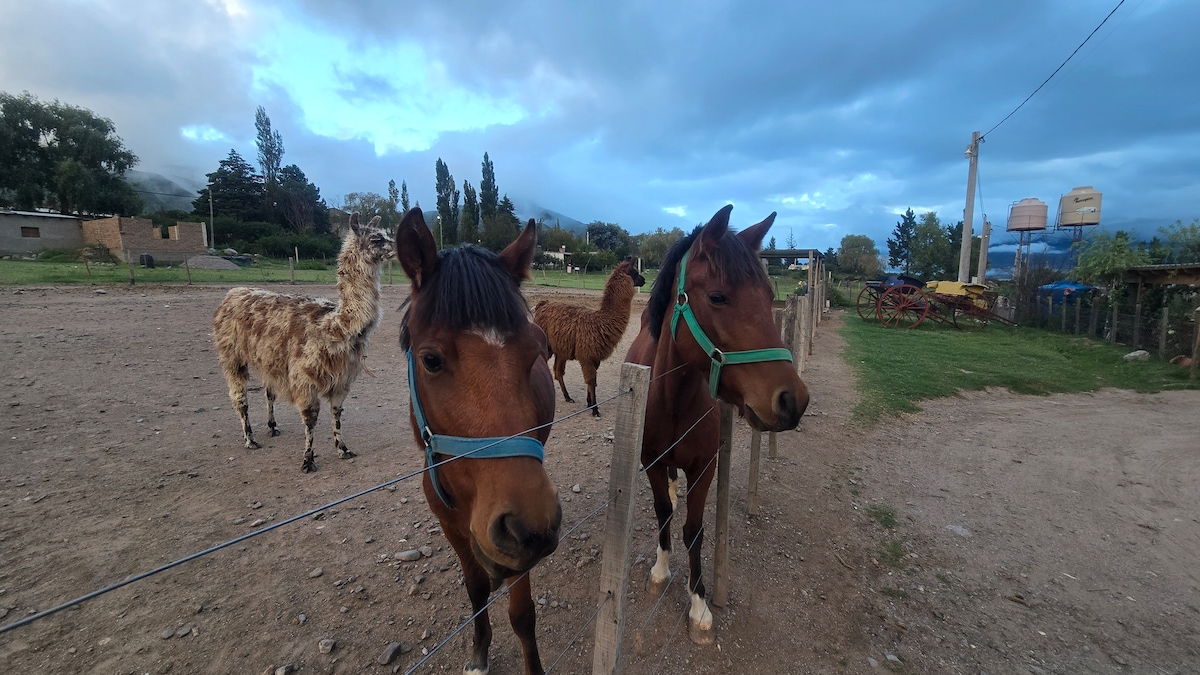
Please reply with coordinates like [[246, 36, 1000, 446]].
[[1036, 281, 1095, 304]]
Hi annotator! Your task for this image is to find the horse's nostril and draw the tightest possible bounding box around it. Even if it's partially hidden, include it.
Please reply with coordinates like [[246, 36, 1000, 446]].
[[490, 513, 560, 562], [774, 388, 806, 429]]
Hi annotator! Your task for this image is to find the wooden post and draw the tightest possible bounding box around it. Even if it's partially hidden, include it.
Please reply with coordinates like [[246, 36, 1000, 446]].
[[1158, 307, 1169, 357], [796, 295, 809, 374], [183, 256, 192, 285], [1132, 283, 1144, 350], [1061, 296, 1067, 333], [770, 308, 785, 459], [126, 252, 135, 286], [289, 256, 295, 284], [592, 364, 651, 675], [711, 404, 734, 608], [1089, 294, 1099, 337], [388, 260, 393, 285], [1045, 296, 1052, 329], [1191, 307, 1200, 380], [1110, 301, 1119, 344], [83, 255, 91, 277], [747, 428, 762, 516], [1074, 294, 1082, 334]]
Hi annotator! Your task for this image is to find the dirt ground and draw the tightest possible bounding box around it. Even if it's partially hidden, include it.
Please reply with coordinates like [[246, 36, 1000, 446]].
[[0, 281, 1197, 675]]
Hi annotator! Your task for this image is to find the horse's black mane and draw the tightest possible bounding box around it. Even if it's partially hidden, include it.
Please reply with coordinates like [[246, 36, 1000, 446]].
[[645, 225, 768, 339], [400, 244, 529, 350]]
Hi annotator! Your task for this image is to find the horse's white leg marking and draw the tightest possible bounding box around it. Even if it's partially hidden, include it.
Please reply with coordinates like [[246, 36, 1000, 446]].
[[463, 665, 488, 675], [689, 592, 713, 632], [650, 547, 671, 585]]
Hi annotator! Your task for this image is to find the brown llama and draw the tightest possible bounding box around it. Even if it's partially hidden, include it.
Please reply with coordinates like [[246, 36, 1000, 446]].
[[212, 212, 397, 472], [533, 257, 645, 416]]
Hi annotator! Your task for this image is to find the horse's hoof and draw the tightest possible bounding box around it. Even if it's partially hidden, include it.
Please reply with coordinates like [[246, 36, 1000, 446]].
[[647, 575, 669, 597], [564, 396, 574, 403], [591, 407, 601, 417], [339, 448, 356, 459], [688, 622, 715, 645], [269, 428, 281, 437], [245, 440, 261, 449]]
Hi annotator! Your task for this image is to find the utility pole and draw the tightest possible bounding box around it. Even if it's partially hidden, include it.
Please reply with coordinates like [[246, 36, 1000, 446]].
[[958, 131, 980, 283], [209, 188, 215, 250], [976, 217, 992, 284]]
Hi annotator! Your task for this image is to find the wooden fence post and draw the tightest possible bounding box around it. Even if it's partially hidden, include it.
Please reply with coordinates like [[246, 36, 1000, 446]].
[[183, 256, 192, 285], [1061, 297, 1067, 333], [592, 363, 651, 675], [747, 428, 762, 517], [1191, 308, 1200, 380], [711, 404, 734, 608], [289, 256, 295, 284], [1158, 307, 1169, 357], [1089, 294, 1100, 337], [1074, 294, 1081, 334], [1110, 301, 1119, 344], [1045, 296, 1052, 329]]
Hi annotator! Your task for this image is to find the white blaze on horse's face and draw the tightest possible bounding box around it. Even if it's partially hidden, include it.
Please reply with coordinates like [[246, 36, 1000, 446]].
[[469, 328, 506, 348]]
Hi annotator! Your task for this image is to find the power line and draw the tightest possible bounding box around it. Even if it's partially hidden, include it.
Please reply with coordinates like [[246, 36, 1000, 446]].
[[980, 0, 1127, 141]]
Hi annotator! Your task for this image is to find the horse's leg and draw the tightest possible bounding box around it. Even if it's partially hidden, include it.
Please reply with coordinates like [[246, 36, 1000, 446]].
[[224, 363, 259, 449], [682, 461, 717, 644], [552, 354, 573, 403], [264, 387, 281, 437], [668, 466, 679, 510], [506, 573, 545, 675], [581, 360, 599, 417], [645, 464, 675, 596], [444, 527, 493, 675], [327, 390, 355, 459], [299, 400, 320, 473]]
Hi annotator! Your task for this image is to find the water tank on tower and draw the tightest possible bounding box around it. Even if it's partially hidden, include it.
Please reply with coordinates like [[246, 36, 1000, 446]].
[[1056, 186, 1102, 228], [1007, 198, 1048, 232]]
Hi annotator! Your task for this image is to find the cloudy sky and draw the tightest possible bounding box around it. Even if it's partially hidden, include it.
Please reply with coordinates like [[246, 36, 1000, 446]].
[[2, 0, 1196, 254]]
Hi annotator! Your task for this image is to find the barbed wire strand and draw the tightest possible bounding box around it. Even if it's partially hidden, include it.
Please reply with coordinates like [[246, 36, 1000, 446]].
[[545, 592, 612, 674]]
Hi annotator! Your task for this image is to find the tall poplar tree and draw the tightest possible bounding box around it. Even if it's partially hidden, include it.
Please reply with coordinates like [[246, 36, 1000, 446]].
[[435, 158, 460, 245], [887, 208, 917, 273], [479, 152, 498, 222], [459, 180, 480, 245]]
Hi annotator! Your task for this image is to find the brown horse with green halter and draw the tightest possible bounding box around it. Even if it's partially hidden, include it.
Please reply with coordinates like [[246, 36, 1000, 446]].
[[397, 208, 561, 675], [626, 204, 809, 644]]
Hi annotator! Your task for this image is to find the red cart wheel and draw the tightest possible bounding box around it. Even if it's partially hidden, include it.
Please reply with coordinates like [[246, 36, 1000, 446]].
[[856, 286, 881, 320], [877, 284, 929, 328]]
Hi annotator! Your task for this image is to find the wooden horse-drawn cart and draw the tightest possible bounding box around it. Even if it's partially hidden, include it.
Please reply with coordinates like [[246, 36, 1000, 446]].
[[857, 276, 1016, 329]]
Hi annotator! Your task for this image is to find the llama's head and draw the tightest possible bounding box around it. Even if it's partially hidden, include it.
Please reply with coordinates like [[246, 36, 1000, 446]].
[[345, 212, 397, 266], [620, 256, 646, 288]]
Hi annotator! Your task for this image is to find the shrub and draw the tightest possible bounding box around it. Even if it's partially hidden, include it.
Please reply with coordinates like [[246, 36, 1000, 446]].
[[37, 248, 80, 262], [295, 259, 327, 271]]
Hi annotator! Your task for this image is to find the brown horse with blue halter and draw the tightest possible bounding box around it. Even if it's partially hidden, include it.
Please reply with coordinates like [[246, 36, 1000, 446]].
[[626, 204, 809, 644], [396, 208, 561, 675]]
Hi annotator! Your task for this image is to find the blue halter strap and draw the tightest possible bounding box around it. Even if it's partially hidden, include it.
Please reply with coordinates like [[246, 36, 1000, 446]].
[[407, 350, 545, 509], [670, 250, 794, 399]]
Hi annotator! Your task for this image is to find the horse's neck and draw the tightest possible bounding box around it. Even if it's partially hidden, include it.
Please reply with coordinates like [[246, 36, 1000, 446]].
[[649, 332, 712, 418], [332, 257, 383, 339]]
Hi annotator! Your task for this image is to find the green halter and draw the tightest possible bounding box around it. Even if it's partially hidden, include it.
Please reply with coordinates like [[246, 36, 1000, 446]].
[[670, 250, 794, 399]]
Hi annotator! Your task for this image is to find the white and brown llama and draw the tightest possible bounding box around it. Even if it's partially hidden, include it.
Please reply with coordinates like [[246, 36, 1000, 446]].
[[212, 211, 398, 472], [533, 257, 645, 416]]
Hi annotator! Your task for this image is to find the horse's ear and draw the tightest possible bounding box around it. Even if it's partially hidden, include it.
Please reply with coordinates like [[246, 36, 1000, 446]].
[[499, 218, 537, 283], [737, 212, 776, 251], [396, 207, 438, 290], [697, 204, 734, 251]]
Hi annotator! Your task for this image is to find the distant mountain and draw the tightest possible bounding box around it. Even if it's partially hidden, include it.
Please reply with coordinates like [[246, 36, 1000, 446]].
[[514, 200, 588, 235], [127, 170, 203, 213]]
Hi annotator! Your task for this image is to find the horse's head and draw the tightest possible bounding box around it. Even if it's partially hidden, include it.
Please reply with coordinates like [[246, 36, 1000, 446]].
[[397, 208, 561, 579], [658, 205, 809, 431]]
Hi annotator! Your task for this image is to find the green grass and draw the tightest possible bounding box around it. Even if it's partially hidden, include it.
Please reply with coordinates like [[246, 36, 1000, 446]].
[[877, 541, 909, 568], [841, 316, 1199, 424], [865, 505, 898, 529]]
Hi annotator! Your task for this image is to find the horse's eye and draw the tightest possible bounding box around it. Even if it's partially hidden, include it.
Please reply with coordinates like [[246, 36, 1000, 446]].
[[421, 353, 444, 373], [708, 292, 729, 305]]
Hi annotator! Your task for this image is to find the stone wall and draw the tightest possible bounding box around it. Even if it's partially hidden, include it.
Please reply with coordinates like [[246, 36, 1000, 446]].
[[81, 217, 208, 263]]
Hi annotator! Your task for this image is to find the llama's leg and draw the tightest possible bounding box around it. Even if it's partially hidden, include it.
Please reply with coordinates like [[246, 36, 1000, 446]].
[[682, 461, 717, 644], [581, 360, 600, 417], [507, 572, 545, 675], [264, 387, 281, 437], [552, 355, 573, 402], [224, 363, 260, 449], [299, 401, 320, 473], [645, 464, 675, 596], [327, 392, 355, 460]]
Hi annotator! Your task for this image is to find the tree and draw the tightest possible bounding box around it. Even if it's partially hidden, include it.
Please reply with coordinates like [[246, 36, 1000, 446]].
[[540, 222, 577, 255], [0, 91, 141, 215], [254, 106, 284, 186], [479, 152, 498, 222], [1074, 230, 1150, 290], [585, 221, 632, 258], [786, 229, 797, 249], [435, 158, 460, 245], [481, 194, 520, 251], [836, 234, 882, 279], [907, 211, 959, 281], [399, 180, 410, 212], [194, 149, 264, 222], [637, 227, 685, 268], [459, 180, 480, 245], [767, 236, 777, 250], [341, 191, 391, 224], [887, 208, 917, 273], [823, 246, 838, 274], [277, 164, 329, 234], [1157, 218, 1200, 263]]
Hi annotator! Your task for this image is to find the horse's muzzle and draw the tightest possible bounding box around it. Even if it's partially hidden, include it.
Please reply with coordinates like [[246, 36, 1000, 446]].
[[488, 505, 562, 571]]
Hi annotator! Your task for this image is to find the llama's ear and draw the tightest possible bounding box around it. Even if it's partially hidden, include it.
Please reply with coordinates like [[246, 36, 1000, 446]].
[[396, 207, 438, 290], [498, 218, 537, 284], [737, 212, 776, 251], [697, 204, 734, 252], [349, 212, 361, 236], [366, 215, 382, 231]]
